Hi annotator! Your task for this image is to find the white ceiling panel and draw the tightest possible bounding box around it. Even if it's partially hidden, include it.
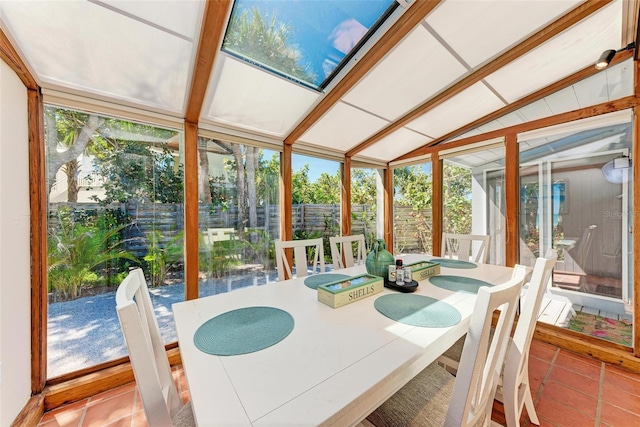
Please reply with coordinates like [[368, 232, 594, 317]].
[[300, 102, 389, 151], [605, 60, 634, 99], [450, 128, 483, 142], [543, 86, 580, 115], [205, 56, 320, 137], [343, 25, 467, 121], [358, 127, 431, 161], [99, 0, 203, 39], [0, 1, 195, 113], [426, 0, 580, 68], [406, 82, 505, 137], [472, 147, 504, 162], [484, 1, 622, 103], [518, 99, 553, 122], [573, 69, 613, 108], [476, 121, 504, 134], [495, 111, 526, 128]]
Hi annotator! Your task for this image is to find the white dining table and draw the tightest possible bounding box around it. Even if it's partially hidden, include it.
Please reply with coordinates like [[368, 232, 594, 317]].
[[172, 254, 513, 427]]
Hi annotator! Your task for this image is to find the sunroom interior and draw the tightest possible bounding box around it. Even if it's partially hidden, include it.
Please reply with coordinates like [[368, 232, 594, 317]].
[[1, 0, 640, 425]]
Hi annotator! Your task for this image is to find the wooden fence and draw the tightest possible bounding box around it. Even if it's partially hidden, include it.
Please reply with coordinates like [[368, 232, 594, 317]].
[[48, 202, 431, 255]]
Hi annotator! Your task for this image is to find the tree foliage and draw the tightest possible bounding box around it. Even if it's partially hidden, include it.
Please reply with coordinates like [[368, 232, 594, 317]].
[[224, 6, 316, 84], [91, 142, 183, 205]]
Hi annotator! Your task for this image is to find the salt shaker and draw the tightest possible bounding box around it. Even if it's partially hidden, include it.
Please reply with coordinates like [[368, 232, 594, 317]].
[[388, 264, 396, 282], [404, 265, 412, 283]]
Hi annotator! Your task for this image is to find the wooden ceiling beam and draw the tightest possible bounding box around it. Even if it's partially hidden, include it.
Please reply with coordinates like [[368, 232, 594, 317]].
[[185, 0, 231, 124], [394, 49, 633, 162], [283, 0, 442, 146], [346, 0, 612, 158], [0, 27, 37, 90]]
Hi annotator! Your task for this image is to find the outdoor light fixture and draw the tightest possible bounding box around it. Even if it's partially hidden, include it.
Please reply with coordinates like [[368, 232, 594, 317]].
[[613, 154, 632, 169], [602, 155, 632, 184], [595, 42, 636, 69]]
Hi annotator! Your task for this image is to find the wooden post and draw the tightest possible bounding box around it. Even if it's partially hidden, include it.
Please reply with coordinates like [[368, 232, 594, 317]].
[[184, 122, 199, 300], [432, 154, 443, 256], [341, 157, 352, 236], [28, 88, 47, 393], [281, 145, 293, 278], [505, 134, 519, 266], [383, 167, 394, 251], [633, 60, 640, 356]]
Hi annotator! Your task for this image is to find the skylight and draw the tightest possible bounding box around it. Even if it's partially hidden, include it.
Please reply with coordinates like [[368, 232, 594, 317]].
[[222, 0, 397, 90]]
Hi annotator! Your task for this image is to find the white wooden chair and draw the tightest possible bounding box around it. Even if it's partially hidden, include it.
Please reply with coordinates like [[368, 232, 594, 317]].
[[329, 234, 366, 269], [553, 225, 596, 292], [204, 227, 237, 245], [437, 252, 557, 427], [116, 268, 194, 427], [442, 233, 491, 263], [366, 271, 523, 427], [274, 238, 325, 281]]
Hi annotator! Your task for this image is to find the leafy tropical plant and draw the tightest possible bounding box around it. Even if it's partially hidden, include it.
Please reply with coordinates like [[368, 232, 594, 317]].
[[200, 234, 244, 278], [143, 230, 184, 287], [47, 207, 138, 300]]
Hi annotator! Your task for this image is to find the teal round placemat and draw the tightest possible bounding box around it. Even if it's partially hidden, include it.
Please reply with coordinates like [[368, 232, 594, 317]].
[[374, 294, 461, 328], [429, 258, 477, 269], [194, 307, 294, 356], [304, 273, 351, 289], [429, 275, 492, 294]]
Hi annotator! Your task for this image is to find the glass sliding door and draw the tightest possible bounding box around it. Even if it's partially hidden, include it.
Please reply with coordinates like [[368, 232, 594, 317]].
[[518, 112, 633, 346], [485, 168, 506, 266]]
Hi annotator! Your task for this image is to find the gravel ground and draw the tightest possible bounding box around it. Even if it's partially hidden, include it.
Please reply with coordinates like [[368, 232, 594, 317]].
[[47, 272, 277, 378]]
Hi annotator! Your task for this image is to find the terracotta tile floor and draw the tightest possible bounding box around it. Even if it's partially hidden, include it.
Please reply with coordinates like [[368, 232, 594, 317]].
[[38, 340, 640, 427]]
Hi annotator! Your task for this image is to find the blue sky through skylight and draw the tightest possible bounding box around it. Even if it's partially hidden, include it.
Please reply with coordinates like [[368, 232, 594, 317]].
[[224, 0, 396, 89]]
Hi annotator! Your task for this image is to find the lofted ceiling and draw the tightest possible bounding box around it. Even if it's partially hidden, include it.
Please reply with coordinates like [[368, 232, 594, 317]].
[[0, 0, 636, 166]]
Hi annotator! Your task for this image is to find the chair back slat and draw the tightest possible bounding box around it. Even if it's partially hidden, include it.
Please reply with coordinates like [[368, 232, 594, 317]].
[[274, 238, 325, 281], [442, 233, 491, 263], [329, 235, 366, 269]]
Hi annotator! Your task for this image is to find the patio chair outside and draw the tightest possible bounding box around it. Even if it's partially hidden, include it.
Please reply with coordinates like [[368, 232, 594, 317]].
[[274, 238, 325, 281], [329, 234, 366, 269], [552, 224, 596, 292], [115, 268, 194, 426], [441, 233, 491, 263], [366, 273, 522, 427]]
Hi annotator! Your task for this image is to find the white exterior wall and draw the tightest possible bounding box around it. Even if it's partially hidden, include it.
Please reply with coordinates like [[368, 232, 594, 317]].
[[0, 60, 31, 425]]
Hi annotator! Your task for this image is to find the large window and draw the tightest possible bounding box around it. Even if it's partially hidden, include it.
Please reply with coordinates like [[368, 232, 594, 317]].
[[350, 167, 381, 250], [197, 139, 280, 295], [291, 154, 340, 267], [393, 162, 433, 255], [46, 106, 184, 378], [441, 143, 507, 265]]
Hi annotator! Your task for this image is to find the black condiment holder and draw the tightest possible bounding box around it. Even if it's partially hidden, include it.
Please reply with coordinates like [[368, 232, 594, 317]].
[[383, 277, 418, 293]]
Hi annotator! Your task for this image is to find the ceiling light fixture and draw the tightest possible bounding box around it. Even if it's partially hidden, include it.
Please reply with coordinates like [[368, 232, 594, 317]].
[[595, 42, 636, 69]]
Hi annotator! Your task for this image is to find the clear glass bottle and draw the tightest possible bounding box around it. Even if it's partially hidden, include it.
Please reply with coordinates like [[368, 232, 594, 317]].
[[395, 259, 404, 283]]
